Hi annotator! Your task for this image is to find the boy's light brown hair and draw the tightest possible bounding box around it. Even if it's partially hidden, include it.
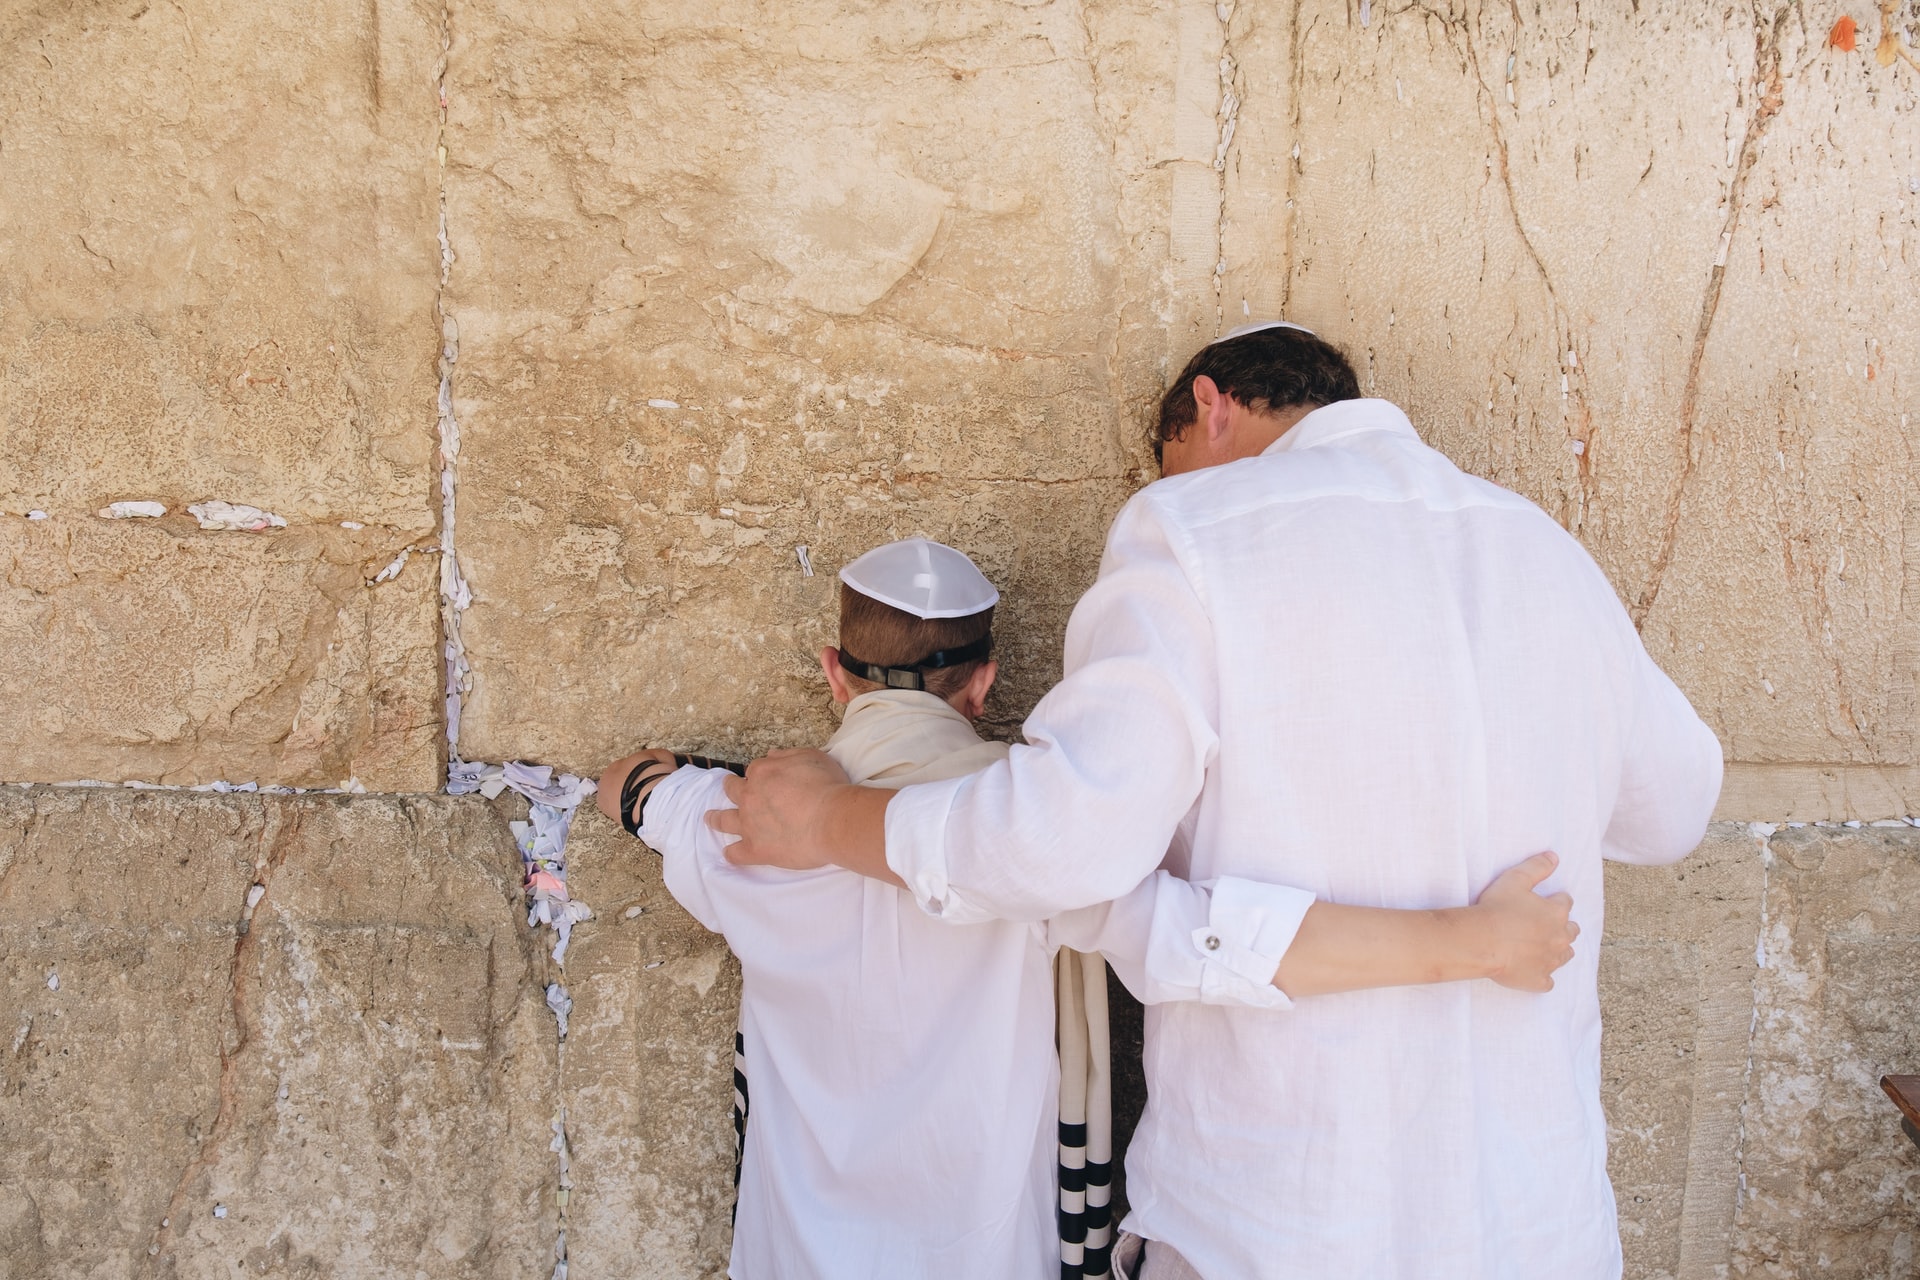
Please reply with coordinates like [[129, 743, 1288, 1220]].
[[838, 583, 993, 702]]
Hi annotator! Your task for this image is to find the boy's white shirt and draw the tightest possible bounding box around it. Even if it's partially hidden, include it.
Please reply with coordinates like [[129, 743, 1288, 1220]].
[[639, 689, 1315, 1280]]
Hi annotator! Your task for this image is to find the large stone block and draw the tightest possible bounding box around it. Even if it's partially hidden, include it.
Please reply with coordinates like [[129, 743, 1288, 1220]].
[[558, 811, 740, 1278], [440, 0, 1190, 769], [1223, 2, 1920, 807], [0, 0, 442, 531], [1733, 824, 1920, 1277], [0, 518, 443, 791], [0, 788, 557, 1279], [0, 0, 448, 790]]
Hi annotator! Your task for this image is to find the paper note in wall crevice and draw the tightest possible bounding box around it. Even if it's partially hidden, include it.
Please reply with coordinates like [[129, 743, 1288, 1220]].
[[452, 760, 597, 967], [189, 500, 287, 532], [546, 983, 573, 1039], [98, 500, 167, 519]]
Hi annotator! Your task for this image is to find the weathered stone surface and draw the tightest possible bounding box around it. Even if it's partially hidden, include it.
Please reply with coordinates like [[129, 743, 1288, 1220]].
[[0, 518, 442, 791], [0, 0, 443, 531], [441, 0, 1188, 769], [1225, 2, 1920, 814], [1603, 825, 1767, 1280], [1717, 763, 1920, 826], [1733, 824, 1920, 1277], [560, 811, 739, 1278], [0, 788, 557, 1278], [0, 0, 448, 791]]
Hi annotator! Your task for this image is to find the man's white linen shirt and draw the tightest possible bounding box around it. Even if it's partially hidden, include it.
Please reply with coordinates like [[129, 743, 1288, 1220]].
[[640, 690, 1314, 1280], [886, 398, 1725, 1280]]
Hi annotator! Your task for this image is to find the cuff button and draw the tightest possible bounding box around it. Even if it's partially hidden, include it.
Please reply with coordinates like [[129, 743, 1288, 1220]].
[[1204, 934, 1222, 951]]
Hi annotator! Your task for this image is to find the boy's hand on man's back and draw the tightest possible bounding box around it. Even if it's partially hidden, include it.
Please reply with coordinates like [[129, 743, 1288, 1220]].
[[1473, 852, 1579, 992]]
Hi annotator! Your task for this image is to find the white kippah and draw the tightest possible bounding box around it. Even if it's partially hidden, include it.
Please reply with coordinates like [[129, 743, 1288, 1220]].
[[1209, 319, 1316, 345], [838, 537, 999, 620]]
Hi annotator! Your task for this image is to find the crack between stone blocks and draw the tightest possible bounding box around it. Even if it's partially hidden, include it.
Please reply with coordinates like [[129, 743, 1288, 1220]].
[[551, 1003, 575, 1280], [143, 802, 307, 1274], [1633, 6, 1790, 629], [1730, 822, 1776, 1236], [1067, 0, 1135, 470], [1278, 0, 1308, 314], [435, 0, 473, 771], [5, 779, 360, 797], [1210, 1, 1242, 336], [1452, 12, 1599, 531]]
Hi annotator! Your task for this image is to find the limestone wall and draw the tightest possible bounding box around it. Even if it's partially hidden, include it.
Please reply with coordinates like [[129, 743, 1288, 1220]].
[[4, 1, 1920, 1277]]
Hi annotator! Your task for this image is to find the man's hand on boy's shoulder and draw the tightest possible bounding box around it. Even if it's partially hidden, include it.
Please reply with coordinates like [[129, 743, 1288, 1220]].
[[709, 750, 904, 885], [709, 749, 849, 870], [1470, 851, 1579, 992]]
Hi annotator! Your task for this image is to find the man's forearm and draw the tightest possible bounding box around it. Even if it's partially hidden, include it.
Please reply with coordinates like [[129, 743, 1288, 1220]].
[[1273, 902, 1495, 998], [816, 783, 904, 888]]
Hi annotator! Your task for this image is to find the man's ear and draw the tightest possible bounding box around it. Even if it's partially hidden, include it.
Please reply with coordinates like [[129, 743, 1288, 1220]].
[[1191, 375, 1234, 443], [821, 646, 855, 704], [956, 659, 998, 720]]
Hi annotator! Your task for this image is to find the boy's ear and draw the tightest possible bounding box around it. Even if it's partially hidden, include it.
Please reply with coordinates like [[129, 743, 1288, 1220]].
[[821, 646, 855, 704], [955, 659, 997, 721]]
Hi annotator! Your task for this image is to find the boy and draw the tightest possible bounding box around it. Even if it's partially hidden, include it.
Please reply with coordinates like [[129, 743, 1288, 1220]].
[[599, 537, 1574, 1280]]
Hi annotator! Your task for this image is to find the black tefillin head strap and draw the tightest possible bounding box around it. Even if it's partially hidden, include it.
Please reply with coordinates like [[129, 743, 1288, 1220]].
[[837, 633, 993, 693]]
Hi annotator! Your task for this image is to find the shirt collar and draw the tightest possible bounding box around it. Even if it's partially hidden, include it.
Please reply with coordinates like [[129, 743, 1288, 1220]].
[[826, 689, 988, 786], [1263, 398, 1418, 456]]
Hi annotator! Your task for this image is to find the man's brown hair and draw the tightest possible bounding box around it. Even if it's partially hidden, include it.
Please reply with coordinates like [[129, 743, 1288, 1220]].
[[838, 584, 993, 701], [1152, 327, 1361, 462]]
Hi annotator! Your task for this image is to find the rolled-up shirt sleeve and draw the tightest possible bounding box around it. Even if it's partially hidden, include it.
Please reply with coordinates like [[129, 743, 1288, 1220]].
[[1047, 873, 1316, 1009], [885, 492, 1221, 923], [1603, 643, 1725, 866], [637, 766, 736, 933]]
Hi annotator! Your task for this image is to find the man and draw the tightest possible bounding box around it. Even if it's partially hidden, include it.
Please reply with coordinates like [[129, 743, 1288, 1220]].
[[711, 322, 1724, 1279]]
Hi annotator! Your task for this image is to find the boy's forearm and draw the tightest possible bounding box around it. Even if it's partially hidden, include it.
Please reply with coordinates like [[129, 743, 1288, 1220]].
[[1273, 901, 1495, 998]]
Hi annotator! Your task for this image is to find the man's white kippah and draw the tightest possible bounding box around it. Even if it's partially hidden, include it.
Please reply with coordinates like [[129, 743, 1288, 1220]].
[[839, 537, 999, 619], [1209, 320, 1316, 345]]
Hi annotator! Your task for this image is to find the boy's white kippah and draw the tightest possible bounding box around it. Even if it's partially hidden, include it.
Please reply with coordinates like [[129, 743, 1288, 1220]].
[[838, 537, 999, 619], [1209, 319, 1316, 345]]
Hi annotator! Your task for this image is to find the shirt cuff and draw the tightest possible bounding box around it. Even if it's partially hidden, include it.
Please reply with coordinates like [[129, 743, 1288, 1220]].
[[882, 774, 994, 924], [1191, 877, 1317, 1009], [635, 765, 712, 850]]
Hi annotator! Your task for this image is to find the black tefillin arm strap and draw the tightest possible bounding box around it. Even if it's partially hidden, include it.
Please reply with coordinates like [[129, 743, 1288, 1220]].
[[617, 753, 748, 839], [836, 633, 993, 693]]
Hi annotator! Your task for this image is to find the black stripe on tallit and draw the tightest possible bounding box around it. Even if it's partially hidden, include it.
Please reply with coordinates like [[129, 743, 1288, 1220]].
[[731, 1028, 748, 1225]]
